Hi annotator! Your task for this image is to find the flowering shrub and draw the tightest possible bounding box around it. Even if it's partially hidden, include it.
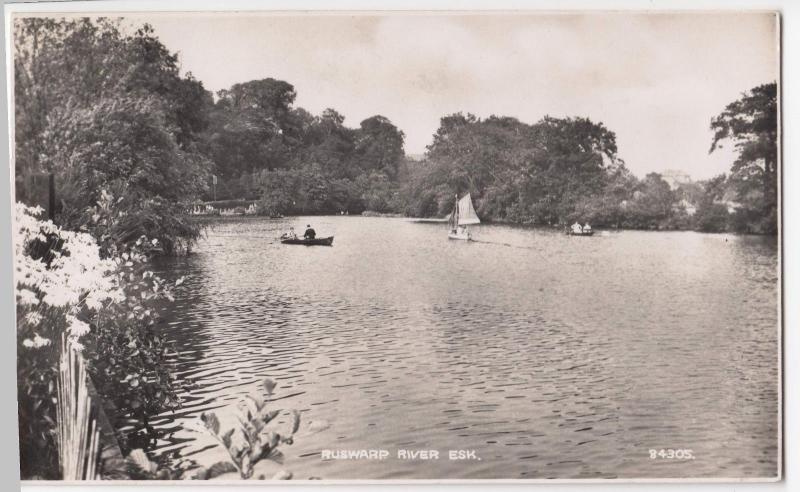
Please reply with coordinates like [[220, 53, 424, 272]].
[[15, 200, 183, 478], [15, 203, 124, 478], [15, 203, 122, 348]]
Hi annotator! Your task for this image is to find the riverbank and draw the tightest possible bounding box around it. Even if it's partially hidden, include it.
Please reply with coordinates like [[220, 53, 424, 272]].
[[187, 212, 777, 236]]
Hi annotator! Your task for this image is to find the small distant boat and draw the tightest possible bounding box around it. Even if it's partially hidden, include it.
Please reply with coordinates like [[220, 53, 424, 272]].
[[280, 236, 334, 246], [448, 193, 480, 241], [566, 222, 594, 236]]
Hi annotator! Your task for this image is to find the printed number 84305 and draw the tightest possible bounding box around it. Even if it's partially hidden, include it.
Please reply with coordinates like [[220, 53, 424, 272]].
[[649, 449, 694, 460]]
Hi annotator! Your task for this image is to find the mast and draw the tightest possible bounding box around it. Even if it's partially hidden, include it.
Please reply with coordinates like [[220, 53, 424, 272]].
[[449, 194, 459, 230]]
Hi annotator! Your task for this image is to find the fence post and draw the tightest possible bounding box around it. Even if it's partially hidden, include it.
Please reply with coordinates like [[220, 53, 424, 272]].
[[17, 172, 56, 220]]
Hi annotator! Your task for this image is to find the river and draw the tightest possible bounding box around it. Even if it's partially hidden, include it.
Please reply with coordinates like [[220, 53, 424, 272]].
[[149, 216, 779, 480]]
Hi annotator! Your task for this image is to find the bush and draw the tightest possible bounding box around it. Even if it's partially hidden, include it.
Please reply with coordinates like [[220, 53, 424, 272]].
[[694, 203, 730, 233], [15, 200, 183, 478], [15, 203, 122, 478]]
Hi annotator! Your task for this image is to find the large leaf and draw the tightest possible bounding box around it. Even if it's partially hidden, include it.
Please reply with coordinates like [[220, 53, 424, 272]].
[[262, 377, 277, 395], [289, 409, 301, 434], [271, 470, 293, 480], [126, 448, 158, 477], [221, 428, 235, 449], [200, 412, 220, 435], [262, 409, 280, 425], [205, 461, 238, 479]]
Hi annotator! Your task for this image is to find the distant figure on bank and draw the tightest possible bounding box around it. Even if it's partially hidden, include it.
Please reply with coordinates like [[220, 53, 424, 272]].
[[304, 224, 316, 240], [571, 222, 583, 234], [583, 223, 592, 233]]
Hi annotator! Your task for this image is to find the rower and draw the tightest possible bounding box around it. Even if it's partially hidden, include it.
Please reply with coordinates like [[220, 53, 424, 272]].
[[304, 224, 316, 240], [583, 223, 592, 233], [571, 222, 583, 234]]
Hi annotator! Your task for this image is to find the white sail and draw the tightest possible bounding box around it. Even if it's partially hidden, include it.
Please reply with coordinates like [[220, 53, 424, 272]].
[[456, 194, 480, 225]]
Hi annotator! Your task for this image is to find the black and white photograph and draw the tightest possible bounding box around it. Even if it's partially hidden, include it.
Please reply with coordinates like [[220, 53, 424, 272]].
[[8, 7, 781, 483]]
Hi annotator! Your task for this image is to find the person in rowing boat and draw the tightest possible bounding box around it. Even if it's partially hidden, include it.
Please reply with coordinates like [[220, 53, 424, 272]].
[[583, 223, 592, 233], [571, 222, 583, 234], [304, 224, 316, 240], [281, 227, 298, 240]]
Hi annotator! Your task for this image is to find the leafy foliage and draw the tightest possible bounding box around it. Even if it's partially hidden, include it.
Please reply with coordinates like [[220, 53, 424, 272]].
[[201, 79, 407, 214], [709, 82, 778, 234], [14, 201, 115, 478], [122, 379, 302, 481], [14, 202, 183, 478], [124, 448, 237, 480], [400, 113, 624, 226], [197, 378, 301, 479], [14, 18, 211, 253]]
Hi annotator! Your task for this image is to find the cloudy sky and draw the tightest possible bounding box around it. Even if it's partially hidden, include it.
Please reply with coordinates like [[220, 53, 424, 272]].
[[137, 12, 777, 180]]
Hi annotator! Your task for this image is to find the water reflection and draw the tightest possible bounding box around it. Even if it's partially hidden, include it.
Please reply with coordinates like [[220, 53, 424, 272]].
[[150, 217, 778, 479]]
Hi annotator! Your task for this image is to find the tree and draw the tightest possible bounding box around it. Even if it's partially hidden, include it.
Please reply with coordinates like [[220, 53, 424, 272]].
[[693, 175, 731, 232], [205, 79, 299, 181], [14, 18, 212, 253], [299, 108, 357, 179], [710, 82, 778, 234], [216, 78, 296, 115], [355, 115, 405, 179], [624, 173, 676, 229]]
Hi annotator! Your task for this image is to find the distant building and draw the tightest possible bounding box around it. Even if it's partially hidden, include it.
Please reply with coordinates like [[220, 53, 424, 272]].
[[715, 190, 743, 214], [715, 199, 743, 214], [660, 169, 693, 190]]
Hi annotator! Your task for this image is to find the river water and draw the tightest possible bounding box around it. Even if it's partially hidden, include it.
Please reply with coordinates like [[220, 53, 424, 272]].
[[150, 216, 779, 480]]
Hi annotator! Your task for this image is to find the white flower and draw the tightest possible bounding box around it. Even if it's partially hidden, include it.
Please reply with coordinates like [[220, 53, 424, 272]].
[[42, 290, 75, 308], [84, 291, 104, 310], [67, 315, 91, 337], [23, 311, 43, 326], [22, 333, 52, 349], [17, 289, 39, 306], [13, 203, 135, 345]]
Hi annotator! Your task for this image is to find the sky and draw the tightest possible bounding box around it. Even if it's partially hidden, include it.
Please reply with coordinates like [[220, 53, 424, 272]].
[[133, 12, 778, 180]]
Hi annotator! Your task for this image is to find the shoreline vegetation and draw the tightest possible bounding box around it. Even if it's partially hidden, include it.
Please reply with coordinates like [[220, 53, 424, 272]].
[[189, 209, 767, 235], [12, 16, 778, 481]]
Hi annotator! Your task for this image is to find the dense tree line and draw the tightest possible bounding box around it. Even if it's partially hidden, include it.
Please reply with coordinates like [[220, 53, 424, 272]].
[[205, 84, 777, 235], [201, 80, 407, 215], [397, 82, 777, 234]]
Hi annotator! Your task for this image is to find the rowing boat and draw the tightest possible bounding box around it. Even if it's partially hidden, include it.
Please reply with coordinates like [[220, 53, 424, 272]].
[[280, 236, 334, 246]]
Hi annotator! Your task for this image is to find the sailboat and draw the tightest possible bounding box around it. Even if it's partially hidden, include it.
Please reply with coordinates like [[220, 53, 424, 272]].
[[448, 193, 480, 241]]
